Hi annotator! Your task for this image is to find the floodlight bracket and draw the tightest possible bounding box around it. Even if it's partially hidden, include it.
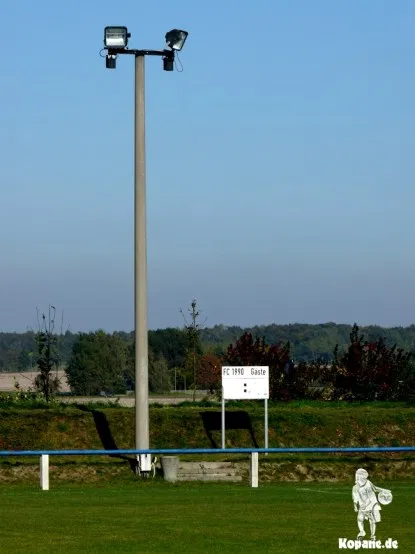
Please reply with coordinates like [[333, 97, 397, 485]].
[[106, 48, 174, 59], [104, 48, 175, 71]]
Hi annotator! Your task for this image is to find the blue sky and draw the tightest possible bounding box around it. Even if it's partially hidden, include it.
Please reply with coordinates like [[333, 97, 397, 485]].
[[1, 0, 415, 332]]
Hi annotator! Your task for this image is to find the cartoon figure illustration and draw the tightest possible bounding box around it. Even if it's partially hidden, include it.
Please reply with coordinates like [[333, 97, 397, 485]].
[[352, 468, 393, 540]]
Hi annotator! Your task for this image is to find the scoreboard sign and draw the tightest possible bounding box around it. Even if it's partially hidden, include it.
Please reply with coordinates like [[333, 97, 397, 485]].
[[222, 366, 269, 400]]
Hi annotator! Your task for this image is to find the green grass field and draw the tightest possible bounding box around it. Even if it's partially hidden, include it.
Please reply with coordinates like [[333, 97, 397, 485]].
[[0, 481, 413, 553]]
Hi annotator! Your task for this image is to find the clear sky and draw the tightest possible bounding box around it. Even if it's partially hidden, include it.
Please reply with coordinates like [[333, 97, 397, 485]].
[[1, 0, 415, 332]]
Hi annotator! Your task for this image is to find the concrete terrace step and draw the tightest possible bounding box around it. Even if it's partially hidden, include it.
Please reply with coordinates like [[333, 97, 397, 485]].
[[176, 474, 243, 482], [178, 470, 239, 476], [178, 462, 237, 473], [175, 461, 244, 482]]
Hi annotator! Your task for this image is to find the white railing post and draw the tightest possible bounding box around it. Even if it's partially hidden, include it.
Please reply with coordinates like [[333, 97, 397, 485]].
[[40, 454, 49, 491], [250, 452, 259, 488]]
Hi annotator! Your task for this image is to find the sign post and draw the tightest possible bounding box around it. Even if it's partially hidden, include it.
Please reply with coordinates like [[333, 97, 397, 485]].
[[221, 389, 225, 449], [221, 366, 269, 450]]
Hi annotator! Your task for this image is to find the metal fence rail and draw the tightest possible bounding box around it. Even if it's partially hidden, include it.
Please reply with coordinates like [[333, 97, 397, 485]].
[[0, 447, 413, 490], [1, 446, 415, 456]]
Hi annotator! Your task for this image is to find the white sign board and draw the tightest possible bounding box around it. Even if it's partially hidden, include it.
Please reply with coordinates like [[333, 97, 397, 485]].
[[222, 366, 269, 400]]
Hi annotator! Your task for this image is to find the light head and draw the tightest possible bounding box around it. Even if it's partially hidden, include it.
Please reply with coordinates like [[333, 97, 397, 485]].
[[104, 26, 130, 49], [165, 29, 188, 51]]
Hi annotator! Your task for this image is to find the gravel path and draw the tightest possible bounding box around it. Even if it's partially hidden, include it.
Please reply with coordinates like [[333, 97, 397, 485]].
[[59, 396, 194, 406]]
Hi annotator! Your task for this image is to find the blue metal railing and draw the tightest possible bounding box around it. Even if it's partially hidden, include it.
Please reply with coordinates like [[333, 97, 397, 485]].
[[0, 446, 414, 456], [1, 446, 413, 490]]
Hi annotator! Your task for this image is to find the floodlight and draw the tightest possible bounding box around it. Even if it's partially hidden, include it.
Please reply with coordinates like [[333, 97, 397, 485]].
[[104, 26, 130, 49], [165, 29, 188, 51]]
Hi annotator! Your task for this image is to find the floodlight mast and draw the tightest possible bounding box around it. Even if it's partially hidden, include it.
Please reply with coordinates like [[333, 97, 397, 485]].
[[102, 27, 188, 478]]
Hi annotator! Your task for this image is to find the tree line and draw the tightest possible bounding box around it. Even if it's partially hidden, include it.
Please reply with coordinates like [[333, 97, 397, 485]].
[[3, 321, 415, 373], [222, 325, 415, 401], [3, 313, 414, 401]]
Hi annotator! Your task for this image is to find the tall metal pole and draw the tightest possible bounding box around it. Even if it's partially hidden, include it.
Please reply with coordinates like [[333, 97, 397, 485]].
[[134, 54, 150, 470]]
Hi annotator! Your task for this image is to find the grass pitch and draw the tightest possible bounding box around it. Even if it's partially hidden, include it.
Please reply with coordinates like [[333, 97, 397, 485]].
[[0, 481, 413, 553]]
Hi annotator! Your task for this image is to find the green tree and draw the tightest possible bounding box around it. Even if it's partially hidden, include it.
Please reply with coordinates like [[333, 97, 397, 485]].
[[34, 306, 61, 401], [124, 340, 135, 389], [180, 300, 205, 401], [149, 355, 172, 393], [66, 331, 127, 395], [148, 328, 188, 368], [125, 344, 172, 393]]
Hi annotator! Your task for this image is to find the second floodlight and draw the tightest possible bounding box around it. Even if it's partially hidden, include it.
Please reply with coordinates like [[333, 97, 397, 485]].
[[165, 29, 188, 51]]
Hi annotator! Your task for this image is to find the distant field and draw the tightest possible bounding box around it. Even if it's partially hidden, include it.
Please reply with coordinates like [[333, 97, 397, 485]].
[[0, 371, 70, 393], [0, 370, 229, 400], [0, 372, 204, 404], [0, 481, 413, 553]]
